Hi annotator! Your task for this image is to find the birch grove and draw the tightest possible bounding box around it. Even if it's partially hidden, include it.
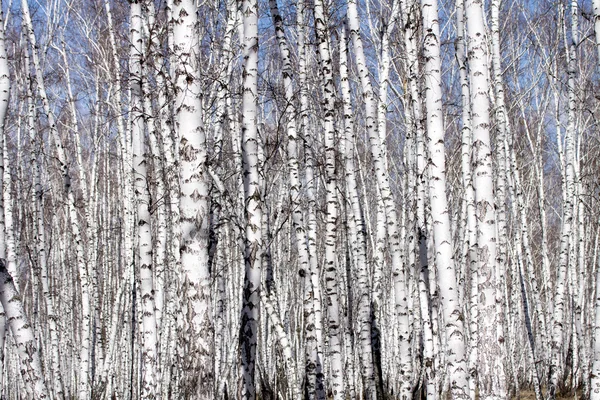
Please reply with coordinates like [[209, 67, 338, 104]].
[[0, 0, 597, 399]]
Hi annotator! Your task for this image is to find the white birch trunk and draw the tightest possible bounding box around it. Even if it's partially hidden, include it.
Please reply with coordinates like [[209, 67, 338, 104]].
[[24, 47, 64, 397], [2, 149, 16, 294], [263, 293, 301, 399], [454, 0, 479, 396], [340, 24, 377, 399], [465, 0, 507, 398], [0, 10, 48, 396], [268, 0, 324, 396], [239, 0, 262, 394], [297, 0, 326, 394], [0, 302, 4, 399], [591, 1, 600, 398], [372, 6, 400, 391], [311, 1, 345, 397], [488, 3, 510, 392], [21, 1, 93, 396], [103, 0, 135, 281], [158, 3, 181, 395], [502, 95, 547, 397], [130, 2, 159, 398], [595, 0, 600, 63], [347, 0, 413, 396], [172, 0, 215, 395], [592, 213, 600, 400], [210, 5, 237, 389], [141, 3, 167, 359], [550, 2, 577, 397], [420, 0, 469, 397]]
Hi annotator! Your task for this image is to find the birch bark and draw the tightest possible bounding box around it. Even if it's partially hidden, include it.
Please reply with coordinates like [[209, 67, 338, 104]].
[[465, 0, 507, 398], [23, 41, 64, 398], [268, 0, 324, 396], [591, 1, 600, 398], [297, 0, 326, 394], [130, 2, 159, 398], [420, 0, 469, 397], [454, 0, 479, 396], [549, 2, 577, 397], [104, 0, 135, 281], [346, 0, 413, 395], [595, 0, 600, 62], [0, 8, 48, 396], [372, 6, 400, 392], [159, 3, 182, 394], [141, 2, 167, 356], [340, 23, 376, 399], [311, 1, 345, 396], [239, 0, 262, 394], [593, 214, 600, 400], [172, 0, 215, 395], [21, 0, 93, 395]]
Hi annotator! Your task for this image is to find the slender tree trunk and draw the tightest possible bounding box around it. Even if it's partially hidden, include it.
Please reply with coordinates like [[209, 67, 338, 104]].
[[420, 0, 469, 397], [502, 93, 545, 399], [454, 0, 479, 396], [104, 0, 135, 282], [239, 0, 262, 394], [263, 292, 301, 399], [372, 5, 400, 394], [311, 2, 345, 397], [340, 24, 375, 400], [347, 0, 413, 395], [297, 0, 326, 395], [130, 2, 159, 398], [172, 0, 215, 396], [591, 2, 600, 398], [267, 1, 316, 396], [141, 6, 167, 372], [465, 0, 507, 398], [0, 9, 48, 396], [488, 2, 510, 394], [549, 3, 578, 398], [21, 1, 93, 395], [23, 42, 64, 398]]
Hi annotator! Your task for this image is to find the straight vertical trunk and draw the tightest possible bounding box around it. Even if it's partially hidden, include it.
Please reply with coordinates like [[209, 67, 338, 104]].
[[239, 0, 262, 395], [21, 1, 93, 395], [465, 0, 507, 398], [591, 2, 600, 398], [311, 1, 345, 397], [268, 1, 318, 396], [420, 0, 469, 397], [346, 0, 413, 395], [340, 24, 374, 399], [130, 2, 158, 398], [297, 0, 326, 395], [172, 0, 214, 396], [550, 2, 578, 398], [0, 9, 48, 396]]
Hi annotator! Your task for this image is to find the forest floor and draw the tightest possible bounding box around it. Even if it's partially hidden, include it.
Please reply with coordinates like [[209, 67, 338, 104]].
[[516, 390, 584, 400]]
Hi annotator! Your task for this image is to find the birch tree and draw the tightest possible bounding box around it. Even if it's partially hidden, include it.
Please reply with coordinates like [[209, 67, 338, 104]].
[[311, 2, 345, 396], [0, 0, 595, 398], [171, 0, 215, 395], [591, 2, 600, 398], [239, 0, 262, 394], [346, 0, 413, 396], [420, 0, 469, 397], [465, 0, 507, 397], [549, 2, 578, 398], [130, 2, 158, 397], [21, 0, 94, 396], [0, 5, 48, 397]]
